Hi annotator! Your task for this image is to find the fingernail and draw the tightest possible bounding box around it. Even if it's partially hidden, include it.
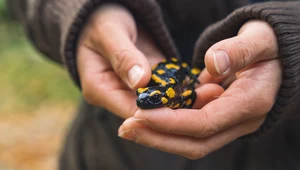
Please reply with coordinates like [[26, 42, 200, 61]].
[[213, 50, 230, 75], [118, 129, 138, 141], [128, 65, 144, 88]]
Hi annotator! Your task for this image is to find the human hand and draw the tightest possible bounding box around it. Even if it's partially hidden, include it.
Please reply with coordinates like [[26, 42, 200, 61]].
[[76, 4, 166, 118], [118, 20, 282, 159]]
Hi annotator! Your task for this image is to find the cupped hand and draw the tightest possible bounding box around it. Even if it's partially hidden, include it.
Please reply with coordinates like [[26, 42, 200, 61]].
[[118, 20, 282, 159], [76, 4, 165, 118]]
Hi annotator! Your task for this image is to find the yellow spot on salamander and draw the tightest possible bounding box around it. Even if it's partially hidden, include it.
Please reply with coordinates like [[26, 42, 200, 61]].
[[165, 63, 180, 70], [151, 64, 158, 71], [156, 69, 166, 75], [150, 90, 161, 97], [171, 58, 178, 62], [182, 90, 192, 97], [185, 99, 193, 106], [172, 103, 180, 109], [166, 87, 176, 98], [181, 62, 188, 68], [191, 68, 201, 75], [137, 87, 149, 94], [161, 97, 168, 105], [151, 74, 167, 86], [169, 78, 176, 84]]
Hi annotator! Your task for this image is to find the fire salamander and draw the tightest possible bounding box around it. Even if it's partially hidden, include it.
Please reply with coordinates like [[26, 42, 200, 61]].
[[136, 58, 201, 109]]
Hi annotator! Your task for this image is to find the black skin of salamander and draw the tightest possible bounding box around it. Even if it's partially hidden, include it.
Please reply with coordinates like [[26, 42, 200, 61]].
[[136, 58, 200, 109]]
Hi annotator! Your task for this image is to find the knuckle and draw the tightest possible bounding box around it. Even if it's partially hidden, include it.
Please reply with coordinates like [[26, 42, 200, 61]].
[[194, 124, 220, 138], [203, 125, 220, 138], [187, 148, 208, 160], [111, 49, 133, 75], [234, 39, 256, 69]]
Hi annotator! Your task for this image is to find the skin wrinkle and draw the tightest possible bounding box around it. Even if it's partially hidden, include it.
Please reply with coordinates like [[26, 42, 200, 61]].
[[237, 63, 280, 113], [79, 47, 111, 75], [233, 38, 254, 71], [223, 83, 270, 119], [134, 126, 163, 148], [112, 49, 134, 74], [175, 109, 202, 136], [216, 94, 253, 125], [160, 109, 181, 133], [193, 109, 219, 138]]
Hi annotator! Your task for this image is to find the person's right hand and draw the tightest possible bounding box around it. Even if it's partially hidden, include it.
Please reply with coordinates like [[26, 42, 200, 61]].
[[76, 4, 165, 118]]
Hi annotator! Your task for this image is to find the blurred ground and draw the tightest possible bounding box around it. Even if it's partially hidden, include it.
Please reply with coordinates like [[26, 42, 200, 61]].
[[0, 104, 77, 170], [0, 3, 80, 170]]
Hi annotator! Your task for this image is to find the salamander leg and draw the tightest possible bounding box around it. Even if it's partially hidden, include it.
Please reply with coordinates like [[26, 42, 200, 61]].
[[182, 63, 201, 85], [180, 89, 197, 108]]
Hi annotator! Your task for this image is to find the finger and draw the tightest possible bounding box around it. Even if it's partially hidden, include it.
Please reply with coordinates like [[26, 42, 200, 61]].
[[133, 60, 281, 138], [198, 68, 224, 84], [193, 83, 224, 109], [81, 4, 152, 89], [198, 68, 236, 88], [133, 96, 250, 138], [204, 20, 278, 76], [93, 25, 152, 89], [77, 46, 138, 118], [119, 117, 264, 160]]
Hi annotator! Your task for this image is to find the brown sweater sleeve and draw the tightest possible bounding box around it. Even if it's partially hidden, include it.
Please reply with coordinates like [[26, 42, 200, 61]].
[[193, 1, 300, 139], [8, 0, 178, 86], [7, 0, 88, 64]]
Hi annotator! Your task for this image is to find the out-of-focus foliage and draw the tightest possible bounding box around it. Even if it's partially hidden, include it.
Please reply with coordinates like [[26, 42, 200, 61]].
[[0, 0, 80, 114], [0, 1, 79, 170], [0, 0, 10, 21]]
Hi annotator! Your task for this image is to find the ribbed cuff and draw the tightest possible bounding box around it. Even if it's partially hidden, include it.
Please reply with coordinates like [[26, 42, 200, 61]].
[[63, 0, 179, 87], [193, 1, 300, 139]]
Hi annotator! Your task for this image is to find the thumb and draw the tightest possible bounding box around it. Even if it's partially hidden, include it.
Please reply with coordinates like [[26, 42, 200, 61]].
[[204, 20, 278, 77], [83, 4, 151, 89], [97, 28, 151, 89]]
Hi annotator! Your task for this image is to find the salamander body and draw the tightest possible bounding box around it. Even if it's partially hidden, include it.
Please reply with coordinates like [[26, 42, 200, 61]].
[[136, 58, 201, 109]]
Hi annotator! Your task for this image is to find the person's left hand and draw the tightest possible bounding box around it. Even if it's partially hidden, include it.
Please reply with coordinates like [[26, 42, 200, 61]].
[[118, 20, 282, 159]]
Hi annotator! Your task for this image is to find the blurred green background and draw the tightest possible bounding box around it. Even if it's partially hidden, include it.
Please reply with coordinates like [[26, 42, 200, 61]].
[[0, 0, 80, 114], [0, 1, 80, 170]]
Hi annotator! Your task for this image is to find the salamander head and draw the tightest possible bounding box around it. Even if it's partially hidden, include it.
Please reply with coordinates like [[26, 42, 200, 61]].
[[136, 87, 169, 109]]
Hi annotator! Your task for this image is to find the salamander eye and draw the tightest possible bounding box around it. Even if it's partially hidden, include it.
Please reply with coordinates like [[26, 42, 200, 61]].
[[151, 93, 161, 102]]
